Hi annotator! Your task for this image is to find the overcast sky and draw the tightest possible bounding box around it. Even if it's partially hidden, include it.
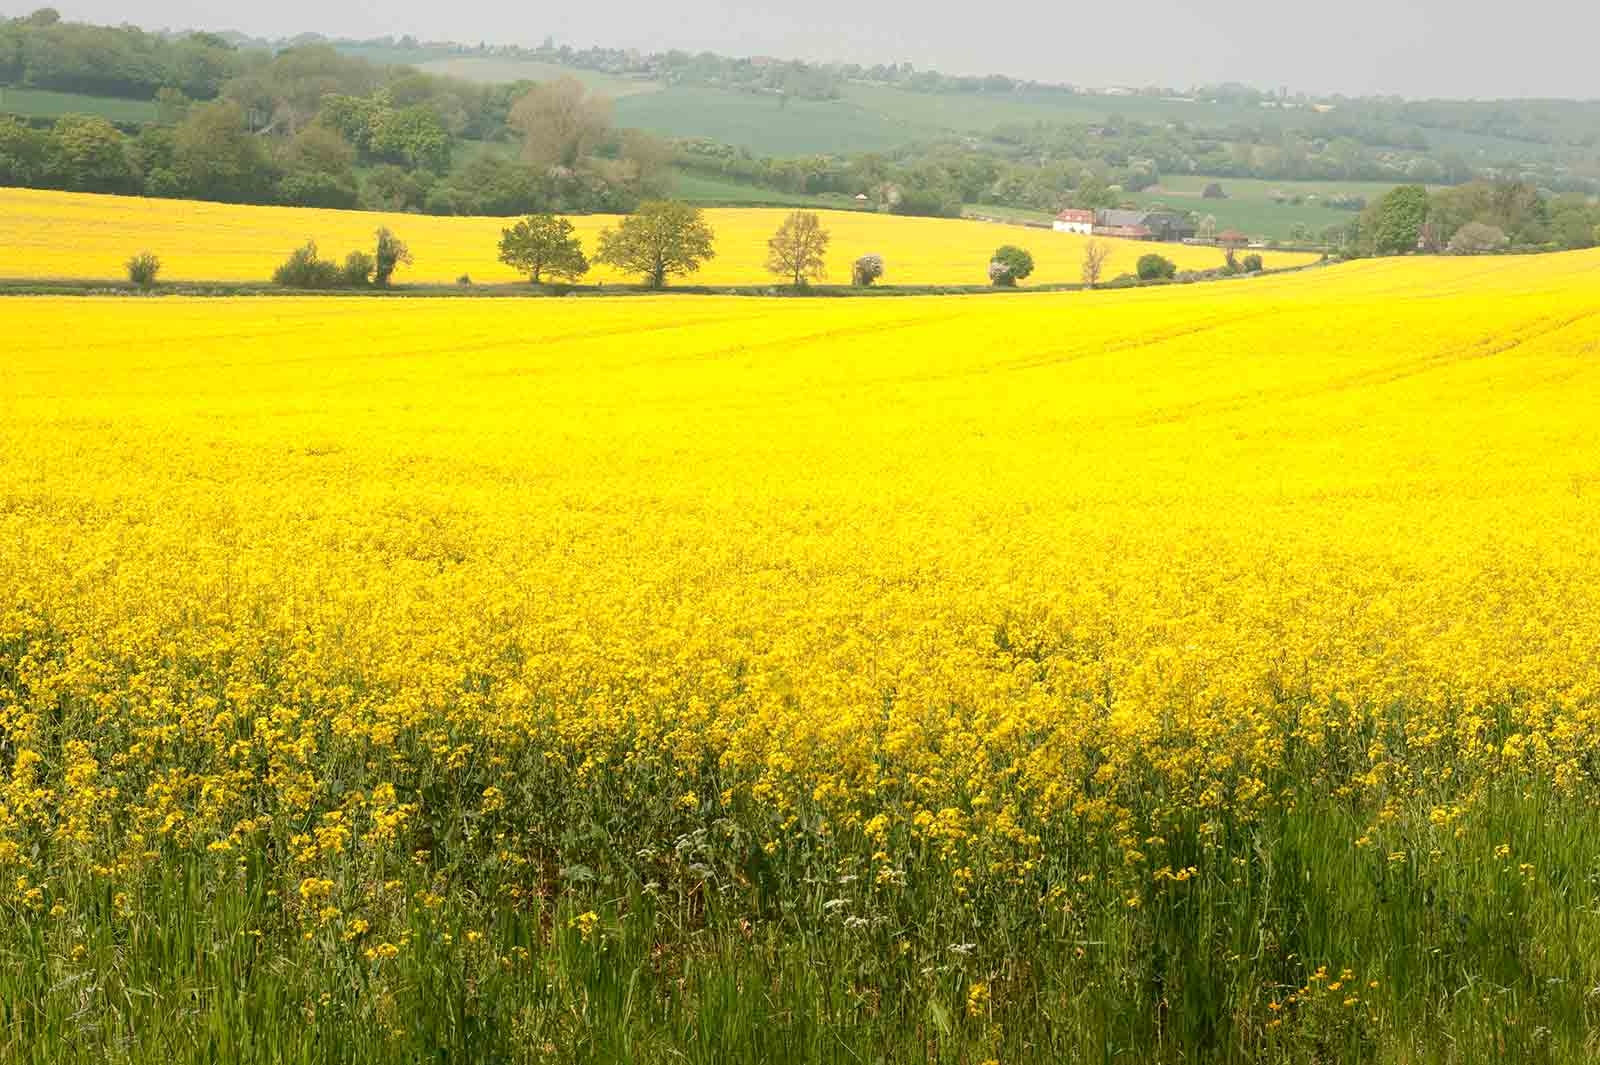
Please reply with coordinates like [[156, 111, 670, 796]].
[[21, 0, 1600, 99]]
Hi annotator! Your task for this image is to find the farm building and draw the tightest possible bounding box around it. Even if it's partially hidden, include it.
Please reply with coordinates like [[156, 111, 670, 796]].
[[1053, 209, 1096, 235], [1093, 209, 1196, 242]]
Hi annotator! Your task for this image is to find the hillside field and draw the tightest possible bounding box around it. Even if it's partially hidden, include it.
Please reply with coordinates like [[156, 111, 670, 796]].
[[0, 188, 1317, 286], [4, 249, 1600, 1061]]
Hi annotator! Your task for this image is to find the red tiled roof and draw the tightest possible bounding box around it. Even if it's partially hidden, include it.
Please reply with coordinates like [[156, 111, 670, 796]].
[[1055, 209, 1096, 223]]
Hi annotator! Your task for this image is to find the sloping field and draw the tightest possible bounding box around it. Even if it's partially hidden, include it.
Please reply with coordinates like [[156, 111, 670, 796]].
[[0, 187, 1316, 286], [4, 252, 1600, 1060]]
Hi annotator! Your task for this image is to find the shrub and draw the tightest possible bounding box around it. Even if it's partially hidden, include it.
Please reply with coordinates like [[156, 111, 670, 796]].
[[125, 252, 160, 289], [1136, 253, 1177, 281], [1241, 253, 1264, 273], [341, 251, 375, 287], [989, 245, 1035, 287], [272, 241, 342, 289], [852, 254, 885, 287], [457, 274, 473, 287], [1202, 182, 1226, 199]]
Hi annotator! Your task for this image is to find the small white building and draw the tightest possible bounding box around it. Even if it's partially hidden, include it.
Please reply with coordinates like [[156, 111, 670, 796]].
[[1053, 209, 1096, 235]]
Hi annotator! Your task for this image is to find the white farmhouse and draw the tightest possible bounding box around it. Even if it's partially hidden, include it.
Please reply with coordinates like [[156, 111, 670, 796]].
[[1053, 208, 1096, 235]]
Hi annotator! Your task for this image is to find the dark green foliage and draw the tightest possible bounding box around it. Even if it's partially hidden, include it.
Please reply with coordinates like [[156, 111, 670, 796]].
[[1137, 253, 1178, 280], [595, 200, 716, 288], [988, 244, 1035, 286], [1241, 253, 1264, 272], [271, 241, 342, 289], [43, 113, 136, 192], [340, 250, 375, 286], [497, 215, 589, 284], [1364, 184, 1429, 255]]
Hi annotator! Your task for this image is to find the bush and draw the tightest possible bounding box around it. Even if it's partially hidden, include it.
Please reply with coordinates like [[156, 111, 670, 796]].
[[278, 171, 359, 210], [989, 245, 1035, 287], [272, 241, 342, 289], [1241, 253, 1264, 273], [341, 251, 375, 287], [1202, 182, 1226, 199], [125, 252, 160, 289], [852, 254, 885, 287], [457, 274, 473, 287], [1136, 253, 1177, 281]]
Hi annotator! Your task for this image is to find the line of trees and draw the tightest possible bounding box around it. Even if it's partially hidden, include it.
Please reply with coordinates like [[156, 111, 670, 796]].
[[1334, 180, 1600, 256]]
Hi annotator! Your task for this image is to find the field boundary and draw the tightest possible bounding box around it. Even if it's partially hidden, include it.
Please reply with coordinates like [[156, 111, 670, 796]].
[[0, 260, 1335, 299]]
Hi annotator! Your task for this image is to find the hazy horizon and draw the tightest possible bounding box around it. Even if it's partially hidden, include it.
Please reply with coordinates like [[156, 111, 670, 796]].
[[12, 0, 1600, 101]]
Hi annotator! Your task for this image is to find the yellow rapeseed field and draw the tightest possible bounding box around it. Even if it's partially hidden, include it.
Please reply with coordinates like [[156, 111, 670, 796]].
[[3, 248, 1600, 1059], [0, 186, 1316, 285]]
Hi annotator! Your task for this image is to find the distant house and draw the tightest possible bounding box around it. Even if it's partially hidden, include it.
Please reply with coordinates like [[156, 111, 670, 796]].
[[1094, 209, 1196, 243], [1052, 208, 1096, 235]]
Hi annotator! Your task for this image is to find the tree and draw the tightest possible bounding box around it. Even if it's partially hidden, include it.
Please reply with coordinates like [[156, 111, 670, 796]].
[[852, 254, 884, 287], [498, 215, 589, 284], [509, 76, 613, 171], [125, 252, 160, 289], [595, 201, 716, 289], [989, 244, 1034, 287], [1201, 181, 1226, 199], [766, 211, 830, 287], [170, 100, 275, 202], [0, 117, 49, 186], [1241, 253, 1264, 273], [1136, 253, 1176, 281], [45, 114, 136, 193], [1081, 239, 1110, 287], [374, 228, 411, 287], [340, 250, 375, 286], [1364, 184, 1429, 255], [1447, 222, 1509, 255]]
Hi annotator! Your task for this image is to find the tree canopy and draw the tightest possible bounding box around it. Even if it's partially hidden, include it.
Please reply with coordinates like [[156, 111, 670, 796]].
[[498, 215, 589, 284], [766, 211, 830, 287], [595, 201, 716, 289]]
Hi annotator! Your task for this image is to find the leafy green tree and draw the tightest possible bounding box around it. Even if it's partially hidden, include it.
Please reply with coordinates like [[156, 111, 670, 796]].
[[498, 215, 590, 284], [988, 245, 1035, 287], [1364, 184, 1429, 255], [766, 211, 830, 287], [373, 228, 412, 287], [595, 201, 716, 289], [340, 250, 375, 286], [0, 116, 49, 186], [170, 100, 275, 202], [1136, 253, 1177, 281], [370, 105, 453, 174], [1241, 253, 1264, 273], [45, 114, 136, 193]]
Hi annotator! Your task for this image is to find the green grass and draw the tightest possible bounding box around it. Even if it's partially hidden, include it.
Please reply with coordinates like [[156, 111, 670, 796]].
[[4, 707, 1597, 1063], [614, 85, 930, 155], [0, 86, 159, 124], [1123, 175, 1402, 241], [418, 57, 661, 96]]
